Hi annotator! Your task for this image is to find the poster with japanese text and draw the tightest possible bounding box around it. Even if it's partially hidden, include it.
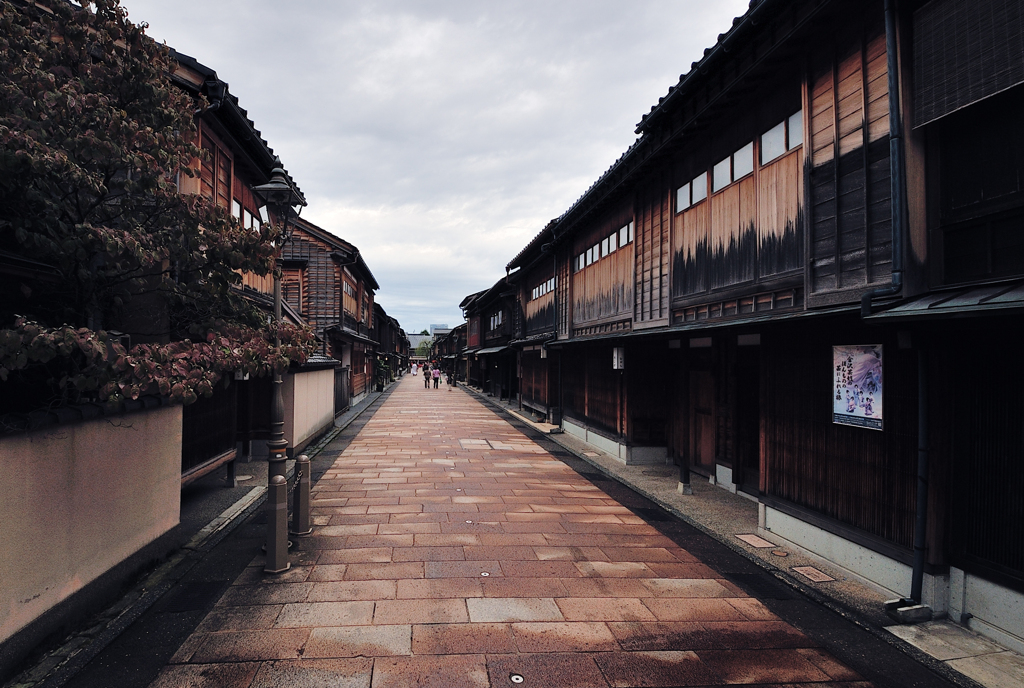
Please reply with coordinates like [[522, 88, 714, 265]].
[[833, 345, 883, 430]]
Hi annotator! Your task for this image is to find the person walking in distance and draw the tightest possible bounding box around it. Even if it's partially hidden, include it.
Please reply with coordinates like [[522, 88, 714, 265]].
[[424, 365, 430, 389], [432, 366, 441, 389]]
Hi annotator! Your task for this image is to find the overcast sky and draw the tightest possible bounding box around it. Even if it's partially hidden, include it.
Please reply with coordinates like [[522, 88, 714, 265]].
[[123, 0, 750, 335]]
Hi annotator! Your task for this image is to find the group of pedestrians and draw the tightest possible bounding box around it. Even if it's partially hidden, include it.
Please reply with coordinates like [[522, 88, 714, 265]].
[[412, 362, 442, 388]]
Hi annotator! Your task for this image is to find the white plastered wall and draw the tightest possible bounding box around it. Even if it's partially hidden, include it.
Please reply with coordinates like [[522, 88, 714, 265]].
[[0, 406, 182, 643], [283, 368, 336, 453]]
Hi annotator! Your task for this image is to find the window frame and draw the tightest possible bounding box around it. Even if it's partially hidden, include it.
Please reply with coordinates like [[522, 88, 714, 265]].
[[575, 222, 632, 273], [760, 109, 804, 166]]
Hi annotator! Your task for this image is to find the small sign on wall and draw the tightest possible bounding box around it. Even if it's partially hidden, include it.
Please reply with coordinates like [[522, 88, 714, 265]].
[[612, 347, 625, 370], [833, 345, 883, 430]]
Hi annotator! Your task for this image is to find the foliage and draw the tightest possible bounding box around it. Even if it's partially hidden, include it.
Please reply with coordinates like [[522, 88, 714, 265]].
[[0, 0, 316, 411], [415, 340, 432, 357], [0, 317, 316, 409]]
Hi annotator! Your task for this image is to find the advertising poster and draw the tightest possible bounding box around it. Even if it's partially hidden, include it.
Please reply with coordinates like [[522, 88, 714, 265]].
[[833, 345, 883, 430]]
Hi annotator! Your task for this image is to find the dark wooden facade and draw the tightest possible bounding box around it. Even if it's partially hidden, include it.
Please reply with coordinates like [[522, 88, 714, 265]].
[[506, 225, 560, 419], [285, 216, 380, 404], [461, 280, 517, 400], [432, 323, 466, 381], [373, 303, 409, 388], [460, 0, 1024, 638]]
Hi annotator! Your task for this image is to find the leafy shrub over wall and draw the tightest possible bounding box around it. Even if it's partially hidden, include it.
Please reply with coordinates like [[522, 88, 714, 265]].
[[0, 0, 316, 412]]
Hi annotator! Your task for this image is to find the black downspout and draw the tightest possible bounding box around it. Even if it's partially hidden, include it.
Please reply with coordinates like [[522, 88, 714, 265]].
[[861, 0, 905, 317], [863, 0, 929, 613], [911, 348, 929, 603]]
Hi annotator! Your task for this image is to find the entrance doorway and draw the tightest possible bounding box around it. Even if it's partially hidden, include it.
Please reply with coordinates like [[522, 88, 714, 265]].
[[689, 363, 715, 474], [734, 345, 760, 494]]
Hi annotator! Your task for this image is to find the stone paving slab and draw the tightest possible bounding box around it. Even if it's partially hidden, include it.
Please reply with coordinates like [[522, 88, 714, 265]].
[[157, 375, 874, 687]]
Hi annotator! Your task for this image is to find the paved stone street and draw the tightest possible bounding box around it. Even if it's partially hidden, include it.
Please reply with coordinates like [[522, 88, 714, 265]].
[[151, 375, 874, 687]]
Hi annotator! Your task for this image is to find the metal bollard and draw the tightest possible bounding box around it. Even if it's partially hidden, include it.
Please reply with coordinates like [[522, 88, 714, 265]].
[[264, 475, 290, 574], [291, 454, 313, 536]]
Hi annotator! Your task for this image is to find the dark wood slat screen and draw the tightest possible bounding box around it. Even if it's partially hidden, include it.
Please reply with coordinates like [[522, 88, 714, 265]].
[[914, 0, 1024, 127], [951, 342, 1024, 590], [763, 328, 917, 546], [182, 385, 237, 473]]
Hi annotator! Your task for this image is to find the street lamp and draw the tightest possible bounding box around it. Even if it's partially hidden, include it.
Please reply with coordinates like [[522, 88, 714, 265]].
[[252, 161, 306, 483]]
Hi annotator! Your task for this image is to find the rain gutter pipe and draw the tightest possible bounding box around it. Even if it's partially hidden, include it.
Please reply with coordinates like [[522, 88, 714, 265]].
[[860, 0, 904, 318], [911, 348, 929, 604], [863, 0, 931, 614]]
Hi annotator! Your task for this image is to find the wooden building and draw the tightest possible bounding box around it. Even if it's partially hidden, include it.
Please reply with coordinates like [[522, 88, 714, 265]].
[[284, 216, 381, 408], [170, 50, 311, 478], [460, 290, 487, 386], [433, 323, 467, 381], [506, 222, 560, 423], [461, 280, 517, 399], [173, 56, 391, 458], [373, 303, 410, 387], [470, 0, 1024, 653]]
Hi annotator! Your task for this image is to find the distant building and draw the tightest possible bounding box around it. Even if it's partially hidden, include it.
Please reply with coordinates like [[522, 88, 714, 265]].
[[408, 334, 433, 350]]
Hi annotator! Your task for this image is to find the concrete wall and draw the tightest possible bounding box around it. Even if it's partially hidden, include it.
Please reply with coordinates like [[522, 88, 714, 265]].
[[762, 505, 1024, 654], [284, 368, 336, 454], [0, 405, 182, 645], [763, 507, 919, 601], [563, 419, 666, 465], [949, 567, 1024, 655]]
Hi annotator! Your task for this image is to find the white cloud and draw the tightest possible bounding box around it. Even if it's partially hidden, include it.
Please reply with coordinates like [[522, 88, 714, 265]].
[[126, 0, 750, 333]]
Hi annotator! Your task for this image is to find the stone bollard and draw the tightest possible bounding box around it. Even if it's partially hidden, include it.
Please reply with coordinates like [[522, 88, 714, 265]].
[[264, 475, 290, 574], [291, 454, 313, 536]]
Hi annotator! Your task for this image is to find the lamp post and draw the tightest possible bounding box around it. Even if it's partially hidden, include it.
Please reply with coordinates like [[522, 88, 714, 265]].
[[252, 163, 306, 483]]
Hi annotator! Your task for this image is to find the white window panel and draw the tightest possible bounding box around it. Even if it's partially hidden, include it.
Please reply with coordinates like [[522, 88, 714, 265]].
[[676, 182, 691, 212], [761, 121, 787, 164], [713, 157, 731, 192], [733, 142, 754, 179], [692, 172, 708, 203], [788, 110, 803, 150]]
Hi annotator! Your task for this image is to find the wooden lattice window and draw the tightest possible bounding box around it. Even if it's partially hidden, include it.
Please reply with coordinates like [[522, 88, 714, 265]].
[[200, 131, 232, 209]]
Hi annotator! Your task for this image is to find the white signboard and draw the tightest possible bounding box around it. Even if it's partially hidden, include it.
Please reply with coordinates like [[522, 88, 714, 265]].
[[612, 347, 625, 370], [833, 345, 883, 430]]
